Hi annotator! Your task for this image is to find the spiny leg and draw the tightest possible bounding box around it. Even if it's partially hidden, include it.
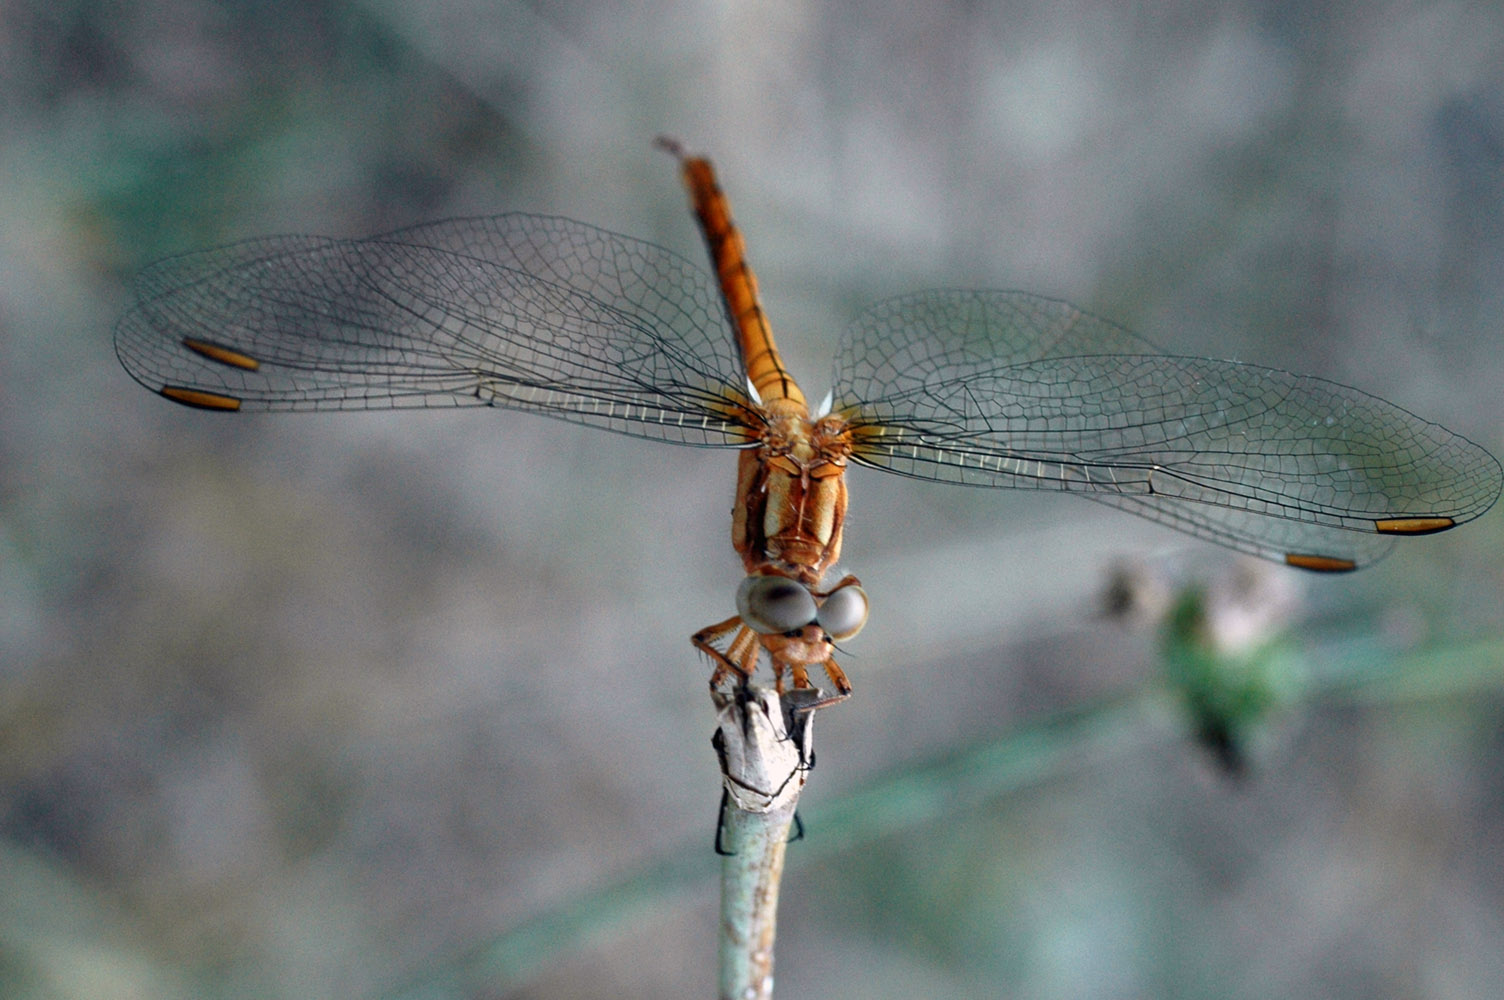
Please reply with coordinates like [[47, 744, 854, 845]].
[[811, 657, 853, 709], [788, 662, 811, 692], [770, 653, 850, 712], [693, 615, 762, 691]]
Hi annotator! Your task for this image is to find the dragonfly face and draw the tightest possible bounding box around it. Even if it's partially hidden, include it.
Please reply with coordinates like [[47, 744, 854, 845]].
[[115, 142, 1502, 704]]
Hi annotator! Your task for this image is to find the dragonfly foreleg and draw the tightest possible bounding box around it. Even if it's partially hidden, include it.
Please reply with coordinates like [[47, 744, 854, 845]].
[[780, 655, 851, 710], [760, 628, 854, 706], [692, 615, 762, 691], [808, 658, 852, 709]]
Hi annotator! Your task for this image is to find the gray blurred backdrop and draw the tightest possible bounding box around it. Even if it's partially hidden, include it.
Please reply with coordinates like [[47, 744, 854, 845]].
[[3, 1, 1503, 997]]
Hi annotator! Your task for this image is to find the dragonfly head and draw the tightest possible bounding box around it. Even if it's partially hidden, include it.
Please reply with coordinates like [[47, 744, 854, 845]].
[[736, 574, 868, 641], [815, 581, 869, 641]]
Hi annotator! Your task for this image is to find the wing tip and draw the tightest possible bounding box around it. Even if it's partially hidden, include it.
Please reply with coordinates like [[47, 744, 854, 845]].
[[1284, 552, 1358, 573], [182, 338, 262, 372], [1374, 516, 1456, 536], [159, 386, 243, 411]]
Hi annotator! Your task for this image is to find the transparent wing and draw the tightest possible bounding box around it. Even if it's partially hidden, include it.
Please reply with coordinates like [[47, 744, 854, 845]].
[[832, 290, 1502, 569], [115, 214, 758, 447]]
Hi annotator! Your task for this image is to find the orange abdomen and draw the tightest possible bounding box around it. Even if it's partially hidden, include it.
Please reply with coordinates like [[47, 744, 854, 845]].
[[676, 157, 805, 409]]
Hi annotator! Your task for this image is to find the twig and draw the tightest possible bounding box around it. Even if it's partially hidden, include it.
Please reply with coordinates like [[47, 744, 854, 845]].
[[711, 684, 823, 1000]]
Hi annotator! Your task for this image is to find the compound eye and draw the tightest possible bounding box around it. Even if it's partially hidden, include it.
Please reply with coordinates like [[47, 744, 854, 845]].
[[816, 583, 869, 641], [736, 575, 818, 635]]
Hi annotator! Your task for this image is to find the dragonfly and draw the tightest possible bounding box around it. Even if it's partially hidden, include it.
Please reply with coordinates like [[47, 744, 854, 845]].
[[115, 141, 1502, 704]]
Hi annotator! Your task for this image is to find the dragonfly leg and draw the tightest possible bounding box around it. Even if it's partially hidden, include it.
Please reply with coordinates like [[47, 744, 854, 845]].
[[813, 659, 853, 708], [761, 626, 855, 706], [693, 616, 761, 690], [786, 662, 810, 693], [778, 656, 850, 710]]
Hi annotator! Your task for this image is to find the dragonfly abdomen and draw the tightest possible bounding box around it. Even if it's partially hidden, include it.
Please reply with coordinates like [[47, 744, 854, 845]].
[[668, 149, 805, 410]]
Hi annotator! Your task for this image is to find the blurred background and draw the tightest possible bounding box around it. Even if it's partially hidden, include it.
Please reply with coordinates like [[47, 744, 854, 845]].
[[3, 0, 1503, 997]]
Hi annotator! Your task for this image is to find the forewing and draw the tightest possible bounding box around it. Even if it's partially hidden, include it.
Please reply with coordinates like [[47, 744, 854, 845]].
[[115, 214, 756, 446], [832, 290, 1501, 568]]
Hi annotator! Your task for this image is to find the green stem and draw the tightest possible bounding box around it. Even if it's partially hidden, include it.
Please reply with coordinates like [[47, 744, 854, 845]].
[[717, 799, 796, 1000]]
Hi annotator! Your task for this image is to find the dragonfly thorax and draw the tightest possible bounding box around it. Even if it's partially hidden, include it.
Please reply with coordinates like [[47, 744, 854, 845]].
[[731, 403, 854, 587]]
